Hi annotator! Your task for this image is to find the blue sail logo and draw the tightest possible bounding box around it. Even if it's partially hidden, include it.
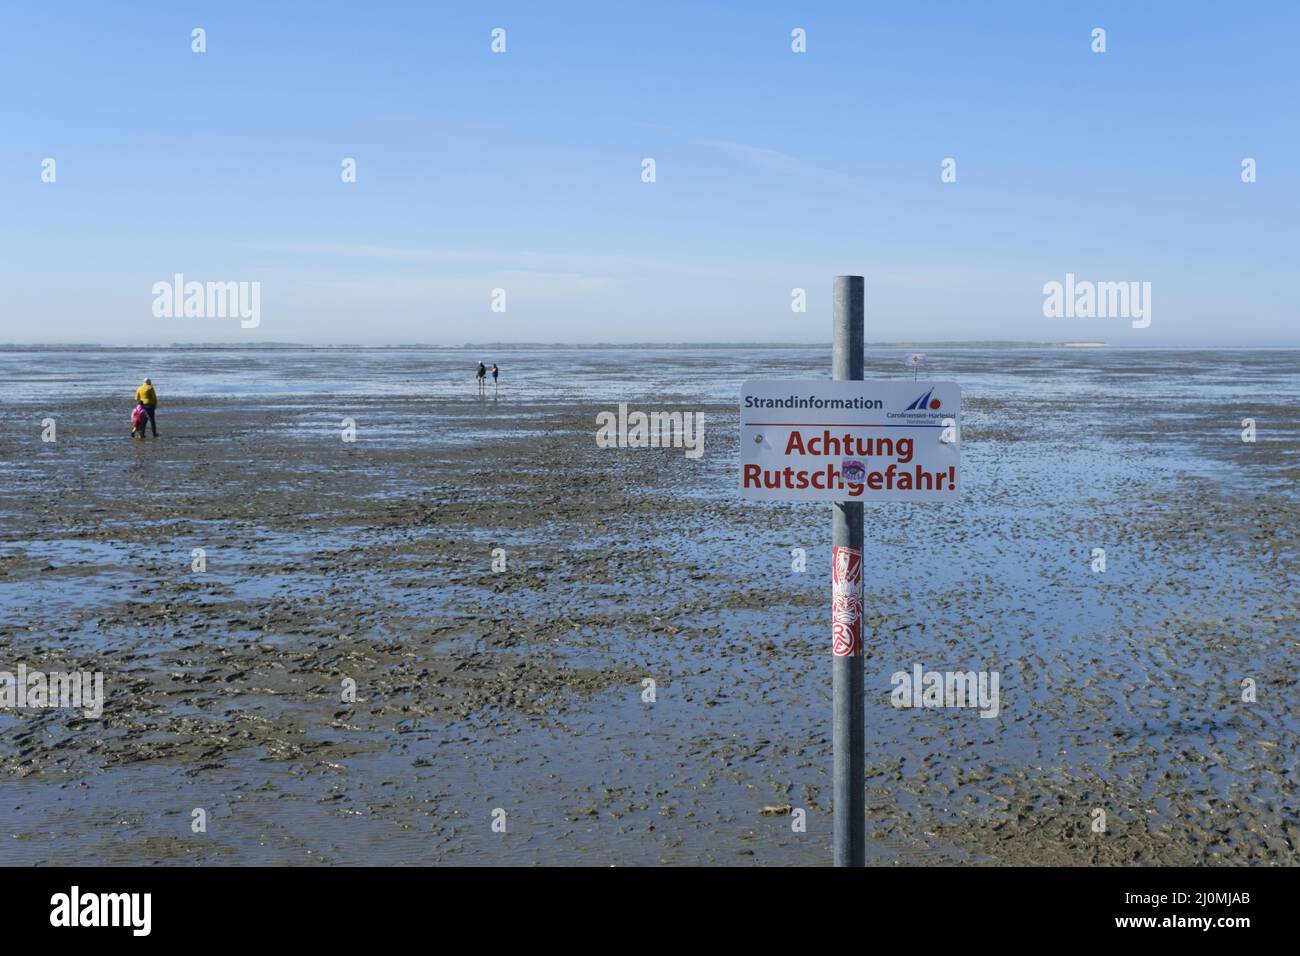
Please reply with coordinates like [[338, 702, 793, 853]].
[[905, 389, 941, 411]]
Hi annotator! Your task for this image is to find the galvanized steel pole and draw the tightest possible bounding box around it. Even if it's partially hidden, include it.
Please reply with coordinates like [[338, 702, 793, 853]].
[[831, 275, 865, 866]]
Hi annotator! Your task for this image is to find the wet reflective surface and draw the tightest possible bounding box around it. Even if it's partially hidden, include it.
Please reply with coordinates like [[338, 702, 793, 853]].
[[0, 347, 1296, 864]]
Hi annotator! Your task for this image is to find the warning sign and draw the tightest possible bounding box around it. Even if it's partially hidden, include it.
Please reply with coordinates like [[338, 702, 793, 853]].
[[740, 379, 961, 502]]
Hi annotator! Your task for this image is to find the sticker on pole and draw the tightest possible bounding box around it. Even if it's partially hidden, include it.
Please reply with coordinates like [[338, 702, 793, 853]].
[[831, 545, 863, 657], [740, 379, 961, 502]]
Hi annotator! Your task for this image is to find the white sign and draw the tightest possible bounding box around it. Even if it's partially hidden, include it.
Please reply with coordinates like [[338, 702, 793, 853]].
[[740, 379, 961, 502]]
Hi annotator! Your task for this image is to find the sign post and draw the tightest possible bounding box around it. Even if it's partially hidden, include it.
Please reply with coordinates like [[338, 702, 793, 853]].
[[739, 277, 961, 866], [831, 276, 865, 867]]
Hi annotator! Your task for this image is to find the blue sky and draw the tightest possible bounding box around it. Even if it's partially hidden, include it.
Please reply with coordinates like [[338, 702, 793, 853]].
[[2, 1, 1296, 345]]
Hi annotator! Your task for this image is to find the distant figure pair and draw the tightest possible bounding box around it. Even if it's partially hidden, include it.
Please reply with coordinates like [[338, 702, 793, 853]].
[[475, 362, 499, 390], [132, 378, 158, 438]]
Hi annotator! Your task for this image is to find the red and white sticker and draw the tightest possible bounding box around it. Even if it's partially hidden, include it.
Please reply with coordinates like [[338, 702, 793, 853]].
[[831, 545, 863, 657]]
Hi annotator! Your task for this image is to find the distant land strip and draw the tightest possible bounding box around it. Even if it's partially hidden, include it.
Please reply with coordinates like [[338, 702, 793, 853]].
[[0, 340, 1110, 351]]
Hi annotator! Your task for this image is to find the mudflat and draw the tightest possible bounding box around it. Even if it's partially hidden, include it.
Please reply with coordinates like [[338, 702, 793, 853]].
[[0, 347, 1296, 865]]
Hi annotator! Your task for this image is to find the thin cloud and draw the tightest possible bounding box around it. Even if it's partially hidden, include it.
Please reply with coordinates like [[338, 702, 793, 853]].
[[242, 240, 824, 283], [243, 242, 496, 264], [701, 139, 868, 193]]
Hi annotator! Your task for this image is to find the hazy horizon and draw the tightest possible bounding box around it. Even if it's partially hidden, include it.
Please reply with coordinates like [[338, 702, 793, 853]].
[[4, 340, 1300, 352]]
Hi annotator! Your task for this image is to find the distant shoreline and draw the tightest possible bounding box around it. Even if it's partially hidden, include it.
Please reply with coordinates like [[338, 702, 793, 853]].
[[3, 341, 1082, 351], [2, 341, 1299, 351]]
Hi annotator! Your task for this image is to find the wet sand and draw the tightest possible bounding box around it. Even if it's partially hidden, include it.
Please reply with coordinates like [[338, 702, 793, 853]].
[[0, 348, 1297, 865]]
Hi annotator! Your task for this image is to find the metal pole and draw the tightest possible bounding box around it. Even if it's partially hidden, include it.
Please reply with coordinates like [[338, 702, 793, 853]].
[[832, 275, 865, 867]]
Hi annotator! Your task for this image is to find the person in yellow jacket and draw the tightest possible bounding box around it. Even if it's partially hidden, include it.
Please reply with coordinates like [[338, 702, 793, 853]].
[[134, 378, 158, 437]]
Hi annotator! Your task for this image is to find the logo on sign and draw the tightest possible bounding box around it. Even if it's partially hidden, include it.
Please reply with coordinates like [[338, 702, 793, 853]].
[[831, 546, 863, 657], [905, 389, 941, 411]]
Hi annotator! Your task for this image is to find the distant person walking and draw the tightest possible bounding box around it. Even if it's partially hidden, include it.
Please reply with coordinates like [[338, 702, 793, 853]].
[[491, 363, 499, 386], [134, 378, 158, 437], [476, 361, 487, 392]]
